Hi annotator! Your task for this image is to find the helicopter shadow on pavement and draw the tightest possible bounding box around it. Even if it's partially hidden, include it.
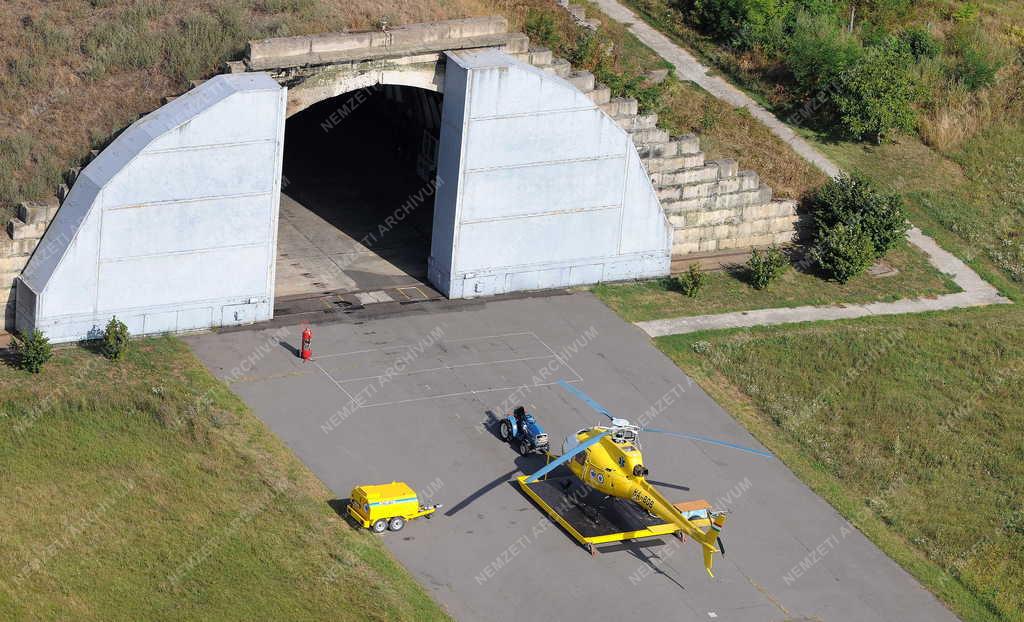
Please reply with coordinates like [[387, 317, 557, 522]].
[[443, 426, 563, 518]]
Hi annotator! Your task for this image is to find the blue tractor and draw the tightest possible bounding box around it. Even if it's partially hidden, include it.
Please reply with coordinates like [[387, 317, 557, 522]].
[[498, 407, 550, 455]]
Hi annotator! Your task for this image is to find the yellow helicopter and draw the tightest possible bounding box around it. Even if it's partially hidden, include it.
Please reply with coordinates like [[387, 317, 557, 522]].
[[524, 380, 773, 577]]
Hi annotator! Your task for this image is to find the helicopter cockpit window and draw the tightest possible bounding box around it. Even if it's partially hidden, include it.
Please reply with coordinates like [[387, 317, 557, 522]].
[[573, 450, 587, 465]]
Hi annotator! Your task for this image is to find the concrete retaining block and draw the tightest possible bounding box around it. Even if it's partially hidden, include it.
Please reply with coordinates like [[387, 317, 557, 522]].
[[18, 199, 59, 224], [0, 253, 30, 273], [737, 170, 760, 191], [654, 164, 717, 187], [247, 16, 510, 69], [710, 159, 738, 179], [698, 238, 718, 252], [677, 134, 700, 153], [528, 47, 553, 65], [7, 219, 47, 240], [618, 114, 658, 131], [0, 237, 40, 256], [600, 97, 637, 117], [502, 32, 529, 53], [586, 85, 610, 105], [673, 241, 700, 255], [636, 141, 679, 159], [568, 70, 595, 91], [545, 57, 572, 77], [630, 127, 669, 145]]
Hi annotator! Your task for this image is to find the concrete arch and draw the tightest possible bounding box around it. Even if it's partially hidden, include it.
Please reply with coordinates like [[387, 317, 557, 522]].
[[283, 59, 445, 117], [17, 42, 670, 343]]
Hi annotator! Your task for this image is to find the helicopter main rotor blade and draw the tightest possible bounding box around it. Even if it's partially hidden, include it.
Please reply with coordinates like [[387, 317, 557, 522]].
[[642, 427, 773, 458], [525, 430, 611, 484], [557, 380, 614, 421]]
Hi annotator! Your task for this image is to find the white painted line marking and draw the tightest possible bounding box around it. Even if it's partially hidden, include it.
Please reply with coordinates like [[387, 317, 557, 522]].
[[530, 331, 584, 383], [330, 354, 557, 384], [313, 362, 356, 403], [358, 379, 583, 408], [313, 331, 535, 360]]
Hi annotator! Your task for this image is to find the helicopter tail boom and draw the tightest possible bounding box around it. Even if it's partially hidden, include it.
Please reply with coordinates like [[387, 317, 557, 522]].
[[632, 479, 725, 577]]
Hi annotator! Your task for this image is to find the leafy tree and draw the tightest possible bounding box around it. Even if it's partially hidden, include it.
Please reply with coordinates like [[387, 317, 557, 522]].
[[747, 245, 789, 289], [102, 315, 130, 360], [810, 221, 876, 282], [784, 10, 861, 100], [833, 37, 917, 142], [897, 25, 941, 61], [12, 329, 52, 374], [810, 173, 909, 257], [675, 264, 710, 297]]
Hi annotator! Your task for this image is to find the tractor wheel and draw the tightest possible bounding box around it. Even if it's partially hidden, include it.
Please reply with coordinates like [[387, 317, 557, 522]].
[[499, 420, 513, 441], [388, 516, 405, 531], [519, 441, 531, 456], [371, 519, 388, 533]]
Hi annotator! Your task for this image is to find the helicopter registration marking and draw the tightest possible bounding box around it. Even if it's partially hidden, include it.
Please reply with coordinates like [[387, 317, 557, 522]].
[[631, 489, 655, 511]]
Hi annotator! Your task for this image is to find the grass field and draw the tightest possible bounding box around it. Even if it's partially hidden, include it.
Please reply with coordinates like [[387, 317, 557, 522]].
[[593, 245, 959, 322], [657, 304, 1024, 622], [813, 123, 1024, 298], [0, 337, 448, 621]]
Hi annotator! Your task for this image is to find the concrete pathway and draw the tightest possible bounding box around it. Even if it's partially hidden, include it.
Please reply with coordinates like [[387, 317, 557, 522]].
[[591, 0, 1010, 337]]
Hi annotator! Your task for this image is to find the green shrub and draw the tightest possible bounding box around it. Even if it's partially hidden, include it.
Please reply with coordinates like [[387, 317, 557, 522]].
[[948, 25, 1003, 92], [833, 37, 917, 142], [747, 245, 789, 289], [12, 329, 53, 373], [524, 9, 561, 51], [676, 264, 710, 297], [102, 316, 130, 360], [810, 222, 876, 282], [898, 26, 941, 61], [810, 173, 909, 257], [784, 10, 862, 100]]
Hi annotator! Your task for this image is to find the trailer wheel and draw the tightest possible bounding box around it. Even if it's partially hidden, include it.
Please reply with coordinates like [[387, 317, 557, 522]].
[[587, 543, 597, 557], [372, 519, 388, 533], [499, 420, 513, 441], [388, 517, 405, 531]]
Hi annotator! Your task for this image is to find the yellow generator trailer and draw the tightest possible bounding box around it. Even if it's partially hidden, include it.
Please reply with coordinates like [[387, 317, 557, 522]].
[[347, 482, 441, 533]]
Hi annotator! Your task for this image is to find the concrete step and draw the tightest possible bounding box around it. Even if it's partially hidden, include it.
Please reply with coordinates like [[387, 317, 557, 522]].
[[615, 113, 658, 131], [18, 198, 59, 224], [708, 159, 738, 179], [189, 79, 207, 90], [599, 97, 638, 117], [637, 140, 680, 159], [527, 46, 553, 66], [0, 253, 30, 274], [503, 32, 530, 54], [629, 127, 670, 145], [0, 236, 40, 256], [651, 164, 717, 187], [666, 184, 773, 216], [541, 57, 572, 78], [1, 281, 18, 313], [642, 152, 704, 173], [567, 70, 595, 92], [6, 218, 47, 240], [585, 84, 610, 105], [1, 269, 22, 288], [658, 179, 719, 202], [567, 3, 587, 20], [583, 18, 601, 30]]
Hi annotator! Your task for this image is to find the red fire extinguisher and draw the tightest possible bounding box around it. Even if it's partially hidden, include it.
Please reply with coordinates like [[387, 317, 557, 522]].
[[300, 327, 312, 361]]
